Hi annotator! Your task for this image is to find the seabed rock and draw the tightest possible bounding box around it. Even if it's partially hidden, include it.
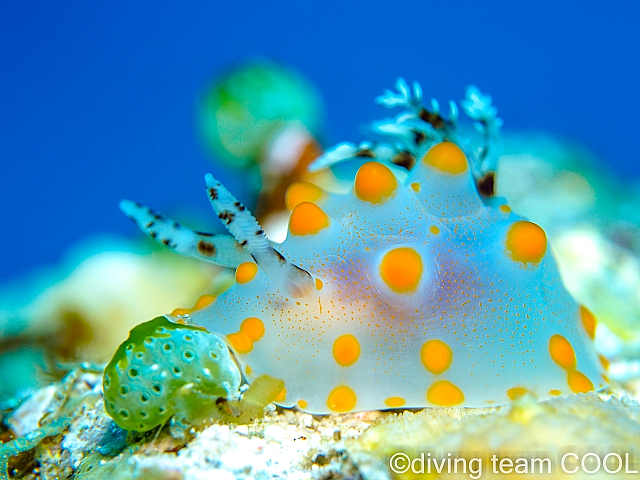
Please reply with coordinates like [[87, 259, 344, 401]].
[[2, 369, 640, 479]]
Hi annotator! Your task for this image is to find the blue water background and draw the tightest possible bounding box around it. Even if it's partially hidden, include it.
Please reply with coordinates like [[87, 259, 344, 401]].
[[1, 1, 638, 284]]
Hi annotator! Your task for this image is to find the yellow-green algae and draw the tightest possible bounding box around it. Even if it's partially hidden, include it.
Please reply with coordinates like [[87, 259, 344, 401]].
[[349, 392, 640, 479]]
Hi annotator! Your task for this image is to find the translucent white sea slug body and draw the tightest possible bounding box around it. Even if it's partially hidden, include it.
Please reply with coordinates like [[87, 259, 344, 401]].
[[121, 81, 606, 413]]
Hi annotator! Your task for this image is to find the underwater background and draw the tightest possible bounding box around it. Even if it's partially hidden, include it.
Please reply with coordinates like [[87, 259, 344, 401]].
[[4, 5, 640, 478], [1, 1, 639, 286]]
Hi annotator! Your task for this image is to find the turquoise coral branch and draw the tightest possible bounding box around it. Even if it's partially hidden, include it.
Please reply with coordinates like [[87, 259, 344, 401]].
[[0, 417, 70, 480]]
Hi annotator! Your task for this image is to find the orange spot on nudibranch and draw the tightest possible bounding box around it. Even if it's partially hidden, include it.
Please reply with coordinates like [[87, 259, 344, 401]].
[[420, 339, 452, 374], [410, 182, 421, 192], [315, 278, 323, 290], [549, 389, 562, 396], [327, 386, 357, 412], [430, 226, 440, 235], [332, 334, 361, 367], [507, 387, 529, 400], [285, 182, 323, 210], [505, 221, 547, 264], [289, 202, 329, 236], [384, 397, 406, 408], [567, 370, 594, 393], [297, 400, 308, 409], [380, 247, 423, 293], [275, 387, 287, 402], [235, 262, 258, 284], [499, 204, 511, 213], [549, 334, 576, 370], [599, 354, 610, 371], [227, 317, 265, 354], [240, 317, 265, 342], [580, 306, 597, 339], [171, 294, 216, 316], [422, 141, 468, 174], [547, 334, 594, 394], [354, 162, 397, 204], [193, 294, 216, 310], [427, 380, 464, 406], [226, 332, 254, 354]]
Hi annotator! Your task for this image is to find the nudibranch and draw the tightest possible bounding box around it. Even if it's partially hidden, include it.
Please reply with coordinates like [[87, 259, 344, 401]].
[[121, 80, 606, 413]]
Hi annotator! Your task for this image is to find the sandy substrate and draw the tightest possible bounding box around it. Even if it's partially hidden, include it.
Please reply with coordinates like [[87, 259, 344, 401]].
[[2, 369, 640, 479]]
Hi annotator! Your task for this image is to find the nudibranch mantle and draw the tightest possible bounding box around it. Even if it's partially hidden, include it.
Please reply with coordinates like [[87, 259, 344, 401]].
[[121, 83, 605, 413]]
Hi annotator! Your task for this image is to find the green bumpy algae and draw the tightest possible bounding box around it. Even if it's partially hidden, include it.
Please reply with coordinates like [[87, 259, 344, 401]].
[[103, 316, 286, 433], [103, 316, 242, 432]]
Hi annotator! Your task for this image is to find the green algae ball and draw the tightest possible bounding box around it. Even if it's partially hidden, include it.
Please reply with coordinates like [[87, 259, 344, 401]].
[[199, 59, 323, 168], [102, 316, 241, 432]]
